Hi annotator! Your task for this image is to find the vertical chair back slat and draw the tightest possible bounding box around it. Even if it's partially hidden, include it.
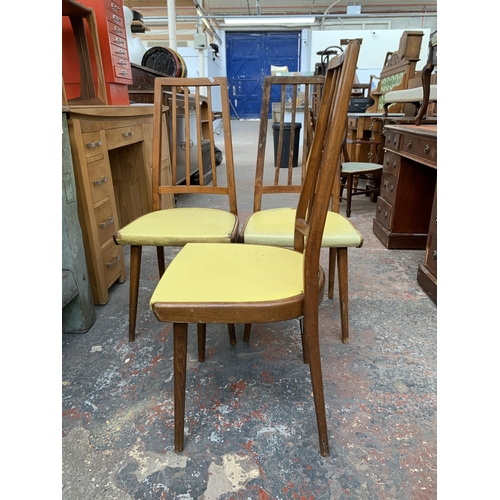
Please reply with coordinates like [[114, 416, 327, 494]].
[[183, 87, 191, 185], [194, 87, 201, 186]]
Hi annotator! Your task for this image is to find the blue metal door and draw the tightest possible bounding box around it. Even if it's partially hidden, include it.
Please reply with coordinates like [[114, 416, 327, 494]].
[[226, 32, 301, 119]]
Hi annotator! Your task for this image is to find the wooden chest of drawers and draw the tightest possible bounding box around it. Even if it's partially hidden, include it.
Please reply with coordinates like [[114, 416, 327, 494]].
[[373, 124, 437, 249], [67, 105, 173, 305]]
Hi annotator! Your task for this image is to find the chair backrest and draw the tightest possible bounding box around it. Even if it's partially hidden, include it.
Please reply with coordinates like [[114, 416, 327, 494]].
[[151, 77, 238, 216], [366, 30, 424, 114], [293, 40, 360, 295], [270, 65, 289, 76], [253, 75, 325, 212]]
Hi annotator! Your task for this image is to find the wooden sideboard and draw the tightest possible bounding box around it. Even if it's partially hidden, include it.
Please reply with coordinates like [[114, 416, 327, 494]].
[[373, 124, 437, 302], [66, 105, 173, 304]]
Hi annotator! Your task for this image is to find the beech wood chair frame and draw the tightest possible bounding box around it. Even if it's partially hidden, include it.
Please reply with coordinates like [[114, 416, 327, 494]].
[[114, 77, 239, 343], [149, 40, 361, 456], [240, 73, 364, 343]]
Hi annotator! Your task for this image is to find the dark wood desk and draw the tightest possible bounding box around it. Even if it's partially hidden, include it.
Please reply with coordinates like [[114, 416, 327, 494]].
[[373, 123, 437, 246], [373, 123, 437, 301]]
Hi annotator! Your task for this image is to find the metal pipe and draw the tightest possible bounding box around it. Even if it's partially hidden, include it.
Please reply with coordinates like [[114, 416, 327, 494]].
[[320, 0, 341, 29], [167, 0, 177, 51], [144, 12, 436, 26]]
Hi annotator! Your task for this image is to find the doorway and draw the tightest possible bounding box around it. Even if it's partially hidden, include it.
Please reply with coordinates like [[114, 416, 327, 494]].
[[226, 32, 301, 119]]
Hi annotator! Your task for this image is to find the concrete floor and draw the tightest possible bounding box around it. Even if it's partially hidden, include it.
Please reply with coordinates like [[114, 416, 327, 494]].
[[62, 119, 437, 499]]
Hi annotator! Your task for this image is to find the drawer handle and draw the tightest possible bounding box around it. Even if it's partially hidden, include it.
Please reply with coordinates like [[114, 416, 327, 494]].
[[118, 59, 127, 66], [435, 217, 437, 226], [116, 49, 126, 56], [383, 181, 388, 189], [385, 158, 390, 165], [100, 217, 114, 229], [432, 250, 437, 260], [112, 14, 121, 22], [384, 211, 388, 218], [114, 38, 125, 45], [406, 140, 412, 148], [389, 185, 394, 193], [113, 27, 124, 35], [392, 161, 397, 168], [87, 140, 102, 149], [424, 144, 430, 154], [393, 137, 397, 145], [377, 206, 381, 213], [122, 130, 134, 137], [369, 123, 374, 131], [119, 69, 129, 76], [93, 176, 108, 186], [106, 255, 120, 268]]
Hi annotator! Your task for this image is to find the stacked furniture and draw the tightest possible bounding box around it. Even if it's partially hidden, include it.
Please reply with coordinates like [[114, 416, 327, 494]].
[[383, 31, 437, 125]]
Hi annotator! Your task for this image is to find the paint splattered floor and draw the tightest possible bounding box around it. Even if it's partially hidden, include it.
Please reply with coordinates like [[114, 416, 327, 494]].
[[62, 120, 437, 499]]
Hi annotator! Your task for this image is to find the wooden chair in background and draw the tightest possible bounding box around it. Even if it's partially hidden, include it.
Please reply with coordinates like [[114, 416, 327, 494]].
[[114, 77, 239, 343], [240, 73, 363, 343], [340, 137, 383, 218]]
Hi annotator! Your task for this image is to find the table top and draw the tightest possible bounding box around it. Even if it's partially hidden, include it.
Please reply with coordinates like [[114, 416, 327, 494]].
[[384, 123, 437, 138], [347, 112, 404, 118]]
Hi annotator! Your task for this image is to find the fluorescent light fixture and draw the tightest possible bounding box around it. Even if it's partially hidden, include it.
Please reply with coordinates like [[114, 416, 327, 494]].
[[223, 16, 315, 26]]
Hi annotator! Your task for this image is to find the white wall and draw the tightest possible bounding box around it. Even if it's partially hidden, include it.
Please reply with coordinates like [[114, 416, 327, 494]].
[[139, 27, 431, 93], [176, 44, 225, 113], [310, 29, 431, 83]]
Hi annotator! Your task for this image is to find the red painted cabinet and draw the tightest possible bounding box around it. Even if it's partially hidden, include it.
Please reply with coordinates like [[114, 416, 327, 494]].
[[63, 0, 132, 105]]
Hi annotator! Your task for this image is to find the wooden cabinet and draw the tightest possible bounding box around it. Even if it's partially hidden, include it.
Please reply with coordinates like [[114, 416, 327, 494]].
[[63, 0, 133, 105], [373, 124, 437, 249], [67, 105, 173, 305]]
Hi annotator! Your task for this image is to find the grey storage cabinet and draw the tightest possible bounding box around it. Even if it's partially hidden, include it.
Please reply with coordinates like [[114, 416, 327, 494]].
[[62, 111, 96, 333]]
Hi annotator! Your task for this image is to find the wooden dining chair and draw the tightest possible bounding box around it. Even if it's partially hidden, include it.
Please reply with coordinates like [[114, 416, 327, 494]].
[[114, 77, 239, 342], [239, 63, 363, 344], [340, 136, 383, 217], [149, 40, 361, 456]]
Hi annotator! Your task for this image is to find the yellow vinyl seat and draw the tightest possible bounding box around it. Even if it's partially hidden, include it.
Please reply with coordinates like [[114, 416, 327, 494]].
[[243, 207, 363, 247], [116, 207, 237, 246]]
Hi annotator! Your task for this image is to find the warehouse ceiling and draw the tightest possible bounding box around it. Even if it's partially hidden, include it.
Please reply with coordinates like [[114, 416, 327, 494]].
[[123, 0, 437, 20]]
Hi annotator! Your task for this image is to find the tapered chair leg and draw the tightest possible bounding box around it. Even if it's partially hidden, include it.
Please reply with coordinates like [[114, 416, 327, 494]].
[[156, 246, 165, 277], [197, 323, 207, 362], [303, 312, 329, 457], [328, 248, 336, 299], [227, 324, 237, 345], [173, 323, 188, 452], [243, 324, 252, 342], [129, 245, 142, 342], [299, 318, 308, 364], [337, 247, 349, 343], [346, 174, 354, 218]]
